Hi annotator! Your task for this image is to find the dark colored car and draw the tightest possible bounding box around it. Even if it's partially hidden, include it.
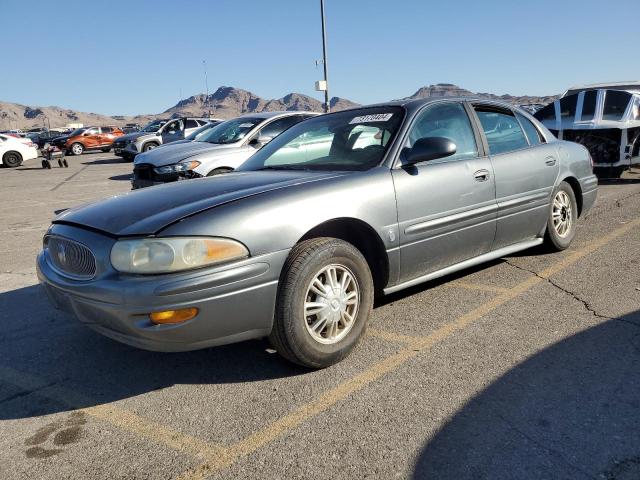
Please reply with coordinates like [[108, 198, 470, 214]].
[[29, 130, 68, 149]]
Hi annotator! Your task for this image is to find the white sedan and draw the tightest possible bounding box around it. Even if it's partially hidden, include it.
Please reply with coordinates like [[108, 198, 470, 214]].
[[0, 134, 38, 168]]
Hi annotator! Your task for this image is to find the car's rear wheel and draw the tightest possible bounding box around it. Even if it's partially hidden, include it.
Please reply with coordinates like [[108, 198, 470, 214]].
[[2, 151, 22, 168], [101, 147, 111, 153], [544, 181, 578, 251], [206, 167, 233, 176], [143, 142, 158, 152], [269, 238, 374, 368], [70, 143, 84, 155]]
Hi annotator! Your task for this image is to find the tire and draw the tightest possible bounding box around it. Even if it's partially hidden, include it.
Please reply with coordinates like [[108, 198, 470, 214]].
[[544, 181, 578, 251], [269, 237, 374, 368], [142, 142, 159, 152], [62, 159, 68, 168], [70, 143, 84, 156], [101, 148, 111, 153], [206, 167, 233, 177], [2, 151, 22, 168]]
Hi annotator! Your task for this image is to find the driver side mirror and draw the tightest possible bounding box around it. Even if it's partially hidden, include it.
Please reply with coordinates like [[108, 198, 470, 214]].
[[249, 135, 273, 148], [402, 137, 456, 166]]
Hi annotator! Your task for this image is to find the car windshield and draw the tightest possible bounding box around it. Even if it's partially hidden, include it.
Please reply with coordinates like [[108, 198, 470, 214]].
[[141, 120, 167, 132], [69, 128, 85, 136], [185, 122, 219, 141], [238, 107, 404, 172], [195, 117, 262, 144]]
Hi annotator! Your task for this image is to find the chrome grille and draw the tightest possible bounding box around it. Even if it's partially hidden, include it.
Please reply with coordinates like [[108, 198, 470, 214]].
[[46, 236, 97, 280]]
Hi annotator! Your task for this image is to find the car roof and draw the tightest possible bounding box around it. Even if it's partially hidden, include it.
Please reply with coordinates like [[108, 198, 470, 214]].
[[563, 81, 640, 96], [335, 97, 520, 116]]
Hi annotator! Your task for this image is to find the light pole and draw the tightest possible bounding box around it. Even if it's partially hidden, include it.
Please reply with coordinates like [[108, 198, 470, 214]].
[[202, 60, 210, 117], [319, 0, 330, 113]]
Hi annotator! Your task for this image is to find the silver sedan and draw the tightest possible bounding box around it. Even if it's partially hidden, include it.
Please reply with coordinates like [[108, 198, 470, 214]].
[[37, 98, 597, 368]]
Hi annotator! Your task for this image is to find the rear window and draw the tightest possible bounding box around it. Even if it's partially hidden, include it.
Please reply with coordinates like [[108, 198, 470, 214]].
[[581, 91, 597, 121], [602, 90, 631, 121], [534, 103, 555, 122], [559, 95, 578, 121]]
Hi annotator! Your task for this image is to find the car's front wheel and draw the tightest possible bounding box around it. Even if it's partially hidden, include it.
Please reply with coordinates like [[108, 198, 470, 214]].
[[544, 181, 578, 251], [143, 142, 158, 152], [269, 238, 374, 368], [70, 142, 84, 155]]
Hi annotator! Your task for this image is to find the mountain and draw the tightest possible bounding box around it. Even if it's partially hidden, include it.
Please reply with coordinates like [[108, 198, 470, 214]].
[[0, 84, 558, 130], [404, 83, 558, 105]]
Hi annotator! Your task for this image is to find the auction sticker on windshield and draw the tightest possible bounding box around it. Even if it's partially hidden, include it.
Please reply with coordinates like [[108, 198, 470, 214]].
[[349, 113, 394, 124]]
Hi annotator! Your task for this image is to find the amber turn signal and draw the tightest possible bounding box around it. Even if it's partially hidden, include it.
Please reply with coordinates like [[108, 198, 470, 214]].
[[149, 307, 198, 324]]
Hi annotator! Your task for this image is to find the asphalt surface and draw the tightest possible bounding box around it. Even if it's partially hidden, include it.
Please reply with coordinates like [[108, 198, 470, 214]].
[[0, 152, 639, 480]]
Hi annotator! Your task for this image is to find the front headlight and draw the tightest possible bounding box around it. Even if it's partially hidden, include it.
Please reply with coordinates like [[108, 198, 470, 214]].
[[154, 160, 201, 175], [110, 237, 249, 274]]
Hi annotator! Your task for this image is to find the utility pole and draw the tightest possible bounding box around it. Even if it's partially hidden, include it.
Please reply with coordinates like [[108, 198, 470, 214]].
[[319, 0, 330, 113]]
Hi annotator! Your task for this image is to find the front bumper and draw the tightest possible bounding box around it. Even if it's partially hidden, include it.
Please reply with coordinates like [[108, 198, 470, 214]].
[[113, 143, 137, 158], [37, 225, 288, 352], [131, 163, 201, 189]]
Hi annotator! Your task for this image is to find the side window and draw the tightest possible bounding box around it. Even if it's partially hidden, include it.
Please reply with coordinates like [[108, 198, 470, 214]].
[[259, 116, 301, 139], [603, 90, 631, 121], [580, 91, 597, 121], [185, 119, 198, 129], [515, 112, 544, 146], [407, 102, 478, 161], [101, 126, 112, 133], [85, 128, 99, 136], [166, 120, 184, 132], [474, 107, 529, 155]]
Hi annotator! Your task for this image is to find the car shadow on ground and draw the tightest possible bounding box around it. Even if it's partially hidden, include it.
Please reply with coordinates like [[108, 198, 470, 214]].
[[108, 174, 132, 181], [0, 284, 308, 421], [81, 157, 130, 165], [413, 309, 640, 479]]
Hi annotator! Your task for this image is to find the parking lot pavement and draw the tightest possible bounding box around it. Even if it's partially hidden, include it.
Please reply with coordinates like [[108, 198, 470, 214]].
[[0, 156, 639, 479]]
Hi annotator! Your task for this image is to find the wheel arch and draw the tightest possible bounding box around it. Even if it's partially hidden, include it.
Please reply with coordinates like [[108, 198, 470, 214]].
[[298, 217, 389, 295], [560, 176, 583, 217]]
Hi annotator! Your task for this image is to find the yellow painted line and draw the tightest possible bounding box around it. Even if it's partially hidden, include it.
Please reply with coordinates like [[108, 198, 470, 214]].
[[447, 280, 511, 293], [176, 217, 640, 479], [0, 366, 228, 461]]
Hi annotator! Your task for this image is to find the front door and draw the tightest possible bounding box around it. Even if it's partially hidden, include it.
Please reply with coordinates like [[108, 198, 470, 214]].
[[392, 101, 497, 283], [161, 119, 185, 144], [472, 105, 559, 249]]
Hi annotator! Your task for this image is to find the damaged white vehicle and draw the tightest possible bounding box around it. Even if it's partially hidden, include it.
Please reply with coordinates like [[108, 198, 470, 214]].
[[535, 81, 640, 177]]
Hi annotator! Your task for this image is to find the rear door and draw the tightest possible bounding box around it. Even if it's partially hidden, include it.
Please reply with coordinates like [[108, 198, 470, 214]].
[[99, 126, 114, 146], [184, 119, 200, 137], [83, 127, 100, 148], [472, 104, 559, 249], [392, 101, 497, 282]]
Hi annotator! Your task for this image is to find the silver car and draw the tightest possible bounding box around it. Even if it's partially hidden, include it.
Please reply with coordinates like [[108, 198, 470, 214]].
[[37, 98, 597, 368], [112, 117, 212, 161], [131, 111, 318, 189]]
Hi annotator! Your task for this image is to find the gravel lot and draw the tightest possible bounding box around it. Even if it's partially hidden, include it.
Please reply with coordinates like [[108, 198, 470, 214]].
[[1, 153, 639, 479]]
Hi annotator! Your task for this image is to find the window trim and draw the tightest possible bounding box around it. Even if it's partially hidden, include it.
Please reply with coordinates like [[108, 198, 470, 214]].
[[514, 111, 546, 147]]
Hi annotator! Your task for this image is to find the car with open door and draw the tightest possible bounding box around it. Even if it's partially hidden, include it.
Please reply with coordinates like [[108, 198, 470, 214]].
[[38, 98, 596, 368]]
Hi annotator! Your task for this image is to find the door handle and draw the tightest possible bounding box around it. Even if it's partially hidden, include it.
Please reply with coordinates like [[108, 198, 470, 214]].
[[545, 156, 557, 166], [474, 169, 490, 182]]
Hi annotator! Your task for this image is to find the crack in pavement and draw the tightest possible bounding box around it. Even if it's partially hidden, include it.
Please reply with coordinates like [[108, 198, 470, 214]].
[[503, 259, 612, 320]]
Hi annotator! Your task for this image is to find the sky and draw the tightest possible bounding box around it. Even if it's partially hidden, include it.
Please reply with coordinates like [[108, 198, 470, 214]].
[[2, 0, 639, 116]]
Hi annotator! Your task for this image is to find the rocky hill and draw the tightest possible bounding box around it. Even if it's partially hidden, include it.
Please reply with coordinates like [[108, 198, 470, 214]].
[[0, 84, 558, 130]]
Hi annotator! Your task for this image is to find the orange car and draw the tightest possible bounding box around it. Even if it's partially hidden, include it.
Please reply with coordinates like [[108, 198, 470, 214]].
[[53, 126, 125, 155]]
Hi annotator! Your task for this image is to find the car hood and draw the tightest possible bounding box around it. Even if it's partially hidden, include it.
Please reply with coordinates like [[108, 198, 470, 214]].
[[134, 141, 239, 167], [116, 132, 149, 143], [53, 171, 346, 236]]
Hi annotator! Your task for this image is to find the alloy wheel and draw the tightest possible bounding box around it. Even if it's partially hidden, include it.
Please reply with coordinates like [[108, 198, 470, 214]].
[[304, 264, 359, 345], [552, 190, 573, 237]]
